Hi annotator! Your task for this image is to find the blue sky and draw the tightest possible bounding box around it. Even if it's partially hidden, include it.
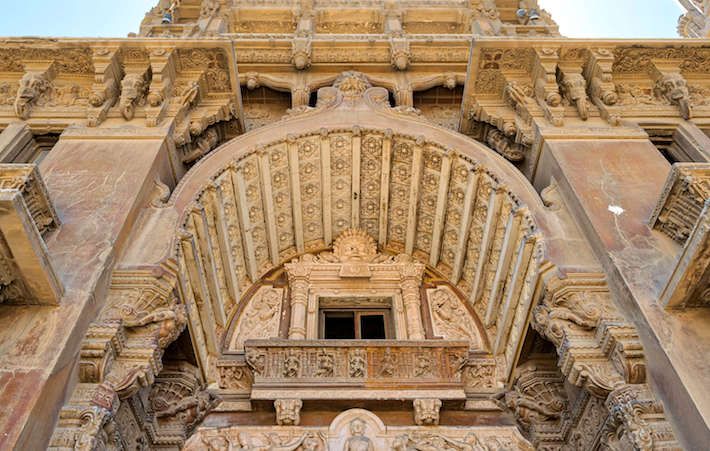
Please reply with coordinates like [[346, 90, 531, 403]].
[[0, 0, 687, 39]]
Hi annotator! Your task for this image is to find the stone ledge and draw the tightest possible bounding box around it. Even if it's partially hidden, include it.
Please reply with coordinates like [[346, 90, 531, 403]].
[[0, 190, 62, 305]]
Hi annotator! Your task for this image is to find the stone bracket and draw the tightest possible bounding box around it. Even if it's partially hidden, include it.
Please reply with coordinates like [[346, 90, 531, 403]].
[[146, 48, 177, 127], [87, 48, 122, 127], [650, 162, 710, 244], [659, 201, 710, 309], [582, 48, 620, 125], [532, 48, 564, 126], [14, 60, 57, 120]]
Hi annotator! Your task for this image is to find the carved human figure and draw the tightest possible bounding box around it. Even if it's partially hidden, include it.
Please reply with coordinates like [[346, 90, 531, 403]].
[[283, 351, 301, 378], [414, 354, 432, 377], [122, 302, 187, 348], [429, 288, 478, 345], [120, 73, 148, 120], [316, 349, 335, 377], [558, 72, 589, 120], [233, 288, 282, 350], [379, 348, 396, 377], [391, 432, 484, 451], [246, 349, 266, 376], [343, 418, 374, 451], [349, 350, 367, 378], [14, 72, 52, 119]]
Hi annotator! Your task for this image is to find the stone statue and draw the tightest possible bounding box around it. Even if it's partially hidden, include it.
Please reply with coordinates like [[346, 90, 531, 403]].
[[343, 418, 374, 451]]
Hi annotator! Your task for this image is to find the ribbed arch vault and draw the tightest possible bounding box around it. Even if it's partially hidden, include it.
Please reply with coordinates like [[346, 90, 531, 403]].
[[160, 84, 565, 383]]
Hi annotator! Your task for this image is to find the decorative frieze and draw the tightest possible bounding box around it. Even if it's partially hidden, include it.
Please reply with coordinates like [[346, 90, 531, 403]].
[[184, 408, 534, 450], [243, 339, 470, 400]]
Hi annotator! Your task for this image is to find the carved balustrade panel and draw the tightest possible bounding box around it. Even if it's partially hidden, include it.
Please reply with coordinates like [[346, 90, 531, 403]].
[[242, 339, 475, 400]]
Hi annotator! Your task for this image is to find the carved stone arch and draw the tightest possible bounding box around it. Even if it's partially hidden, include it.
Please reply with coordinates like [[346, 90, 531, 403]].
[[164, 82, 564, 387], [51, 71, 681, 451]]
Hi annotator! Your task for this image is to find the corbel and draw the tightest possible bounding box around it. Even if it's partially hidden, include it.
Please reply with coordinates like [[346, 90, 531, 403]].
[[175, 98, 232, 150], [14, 60, 57, 120], [393, 82, 413, 107], [173, 72, 208, 147], [384, 1, 409, 70], [291, 37, 312, 71], [87, 48, 121, 127], [648, 60, 692, 120], [292, 3, 314, 70], [119, 58, 152, 122], [583, 48, 620, 125], [291, 82, 310, 108], [389, 36, 410, 71], [469, 100, 518, 140], [0, 164, 63, 305], [556, 63, 590, 121], [146, 47, 177, 127], [502, 74, 536, 127], [532, 47, 564, 126]]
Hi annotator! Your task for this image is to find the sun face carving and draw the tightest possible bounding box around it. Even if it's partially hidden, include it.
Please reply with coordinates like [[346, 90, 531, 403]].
[[332, 228, 377, 262]]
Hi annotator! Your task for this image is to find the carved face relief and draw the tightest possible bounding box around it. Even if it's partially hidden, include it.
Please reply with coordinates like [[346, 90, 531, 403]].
[[333, 71, 372, 98], [332, 228, 378, 262]]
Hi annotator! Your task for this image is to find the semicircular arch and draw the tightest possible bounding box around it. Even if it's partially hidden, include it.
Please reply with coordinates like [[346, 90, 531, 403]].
[[162, 84, 567, 385]]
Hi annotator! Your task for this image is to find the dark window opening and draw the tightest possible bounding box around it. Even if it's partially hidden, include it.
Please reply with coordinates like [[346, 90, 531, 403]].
[[308, 91, 319, 108], [320, 308, 391, 339], [324, 312, 356, 339], [360, 314, 386, 339]]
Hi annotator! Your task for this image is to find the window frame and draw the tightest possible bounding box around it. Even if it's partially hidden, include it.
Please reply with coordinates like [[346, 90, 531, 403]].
[[319, 307, 393, 340]]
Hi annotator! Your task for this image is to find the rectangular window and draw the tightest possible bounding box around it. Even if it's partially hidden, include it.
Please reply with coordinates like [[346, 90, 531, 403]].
[[320, 309, 391, 339]]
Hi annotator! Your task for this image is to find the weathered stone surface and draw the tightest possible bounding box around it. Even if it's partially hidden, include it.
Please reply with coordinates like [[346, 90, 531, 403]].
[[0, 1, 705, 449]]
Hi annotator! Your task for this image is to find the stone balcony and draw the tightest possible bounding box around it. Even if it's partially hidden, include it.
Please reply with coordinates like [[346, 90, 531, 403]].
[[216, 339, 497, 401]]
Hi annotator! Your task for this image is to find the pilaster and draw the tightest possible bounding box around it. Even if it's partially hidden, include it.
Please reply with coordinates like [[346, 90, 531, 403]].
[[0, 124, 173, 450], [534, 137, 708, 449]]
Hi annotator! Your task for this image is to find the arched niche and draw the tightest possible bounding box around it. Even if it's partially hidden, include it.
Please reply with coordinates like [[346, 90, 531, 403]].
[[128, 76, 570, 390]]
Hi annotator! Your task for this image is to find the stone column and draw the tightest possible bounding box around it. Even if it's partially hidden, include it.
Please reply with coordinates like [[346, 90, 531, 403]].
[[400, 265, 425, 340], [287, 271, 309, 340]]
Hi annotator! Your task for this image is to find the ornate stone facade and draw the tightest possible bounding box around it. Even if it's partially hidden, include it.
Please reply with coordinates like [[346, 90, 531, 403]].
[[0, 1, 705, 450]]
